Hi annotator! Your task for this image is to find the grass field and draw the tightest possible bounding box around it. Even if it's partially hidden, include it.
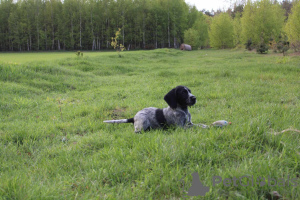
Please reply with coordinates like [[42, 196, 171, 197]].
[[0, 49, 299, 199], [0, 51, 108, 65]]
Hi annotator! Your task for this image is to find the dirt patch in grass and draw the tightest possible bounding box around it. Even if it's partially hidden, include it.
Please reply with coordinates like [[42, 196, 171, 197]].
[[110, 107, 128, 119]]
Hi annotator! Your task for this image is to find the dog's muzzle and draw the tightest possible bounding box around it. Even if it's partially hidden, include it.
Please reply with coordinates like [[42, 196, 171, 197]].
[[188, 96, 196, 106]]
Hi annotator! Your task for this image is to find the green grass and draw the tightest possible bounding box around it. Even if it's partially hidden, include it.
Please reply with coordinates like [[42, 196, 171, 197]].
[[0, 51, 110, 65], [0, 49, 299, 199]]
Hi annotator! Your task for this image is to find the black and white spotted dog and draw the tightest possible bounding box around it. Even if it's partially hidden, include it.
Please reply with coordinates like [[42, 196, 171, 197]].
[[103, 86, 196, 132]]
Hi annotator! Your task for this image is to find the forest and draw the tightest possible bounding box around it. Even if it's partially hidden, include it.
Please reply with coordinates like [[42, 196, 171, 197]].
[[0, 0, 299, 51]]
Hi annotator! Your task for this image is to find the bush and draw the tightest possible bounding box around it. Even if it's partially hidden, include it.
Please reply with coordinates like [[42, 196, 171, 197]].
[[276, 35, 289, 56], [256, 42, 269, 54], [256, 33, 269, 54], [245, 39, 253, 50]]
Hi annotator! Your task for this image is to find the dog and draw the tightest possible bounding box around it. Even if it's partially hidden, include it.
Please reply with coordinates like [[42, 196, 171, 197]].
[[103, 86, 196, 132]]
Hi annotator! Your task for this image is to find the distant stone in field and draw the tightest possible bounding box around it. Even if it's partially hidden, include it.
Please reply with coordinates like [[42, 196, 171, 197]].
[[180, 44, 192, 51]]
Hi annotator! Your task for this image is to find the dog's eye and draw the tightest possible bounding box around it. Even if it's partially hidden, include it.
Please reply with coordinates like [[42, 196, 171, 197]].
[[182, 90, 188, 94]]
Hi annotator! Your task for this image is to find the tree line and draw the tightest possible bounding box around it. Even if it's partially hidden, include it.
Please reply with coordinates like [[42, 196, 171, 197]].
[[0, 0, 299, 52], [184, 0, 300, 52]]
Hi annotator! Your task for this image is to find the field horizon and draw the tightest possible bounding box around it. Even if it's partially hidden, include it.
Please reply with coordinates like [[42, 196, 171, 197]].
[[0, 49, 299, 199]]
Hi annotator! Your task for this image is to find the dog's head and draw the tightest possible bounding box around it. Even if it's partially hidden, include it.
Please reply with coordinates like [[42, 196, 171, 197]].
[[164, 86, 196, 109]]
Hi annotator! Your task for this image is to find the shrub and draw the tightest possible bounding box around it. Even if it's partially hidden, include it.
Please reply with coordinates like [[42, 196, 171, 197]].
[[256, 42, 269, 54], [245, 39, 253, 50], [256, 33, 269, 54], [276, 35, 289, 56], [111, 28, 125, 57]]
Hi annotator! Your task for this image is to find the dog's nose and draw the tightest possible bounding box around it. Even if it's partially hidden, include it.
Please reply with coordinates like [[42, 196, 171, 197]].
[[191, 96, 196, 101]]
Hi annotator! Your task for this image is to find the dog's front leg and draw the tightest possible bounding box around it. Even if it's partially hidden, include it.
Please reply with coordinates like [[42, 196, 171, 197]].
[[186, 112, 193, 127], [183, 114, 194, 129]]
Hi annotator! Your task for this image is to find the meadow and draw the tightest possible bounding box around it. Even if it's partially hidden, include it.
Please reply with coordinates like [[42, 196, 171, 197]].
[[0, 49, 299, 199]]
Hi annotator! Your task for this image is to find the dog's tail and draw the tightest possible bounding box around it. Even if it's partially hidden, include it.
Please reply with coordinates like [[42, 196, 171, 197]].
[[103, 118, 134, 124]]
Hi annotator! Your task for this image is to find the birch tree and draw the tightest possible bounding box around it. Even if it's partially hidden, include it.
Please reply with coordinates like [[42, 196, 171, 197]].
[[284, 0, 300, 51], [209, 12, 234, 49]]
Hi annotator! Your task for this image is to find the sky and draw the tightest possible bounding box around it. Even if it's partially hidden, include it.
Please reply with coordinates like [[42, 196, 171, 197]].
[[184, 0, 233, 12]]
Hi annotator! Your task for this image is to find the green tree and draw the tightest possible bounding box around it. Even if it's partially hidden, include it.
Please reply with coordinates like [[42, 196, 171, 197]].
[[62, 0, 77, 50], [0, 0, 14, 51], [253, 0, 284, 44], [184, 12, 209, 49], [192, 12, 209, 48], [241, 0, 285, 49], [34, 0, 43, 50], [41, 0, 61, 50], [233, 12, 242, 47], [183, 28, 199, 49], [187, 5, 199, 28], [21, 0, 36, 51], [284, 0, 300, 51], [241, 0, 256, 48], [170, 0, 189, 48], [8, 2, 23, 50], [209, 13, 234, 49], [155, 0, 170, 48]]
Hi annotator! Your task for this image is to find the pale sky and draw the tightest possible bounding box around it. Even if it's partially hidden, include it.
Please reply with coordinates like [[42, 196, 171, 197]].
[[184, 0, 233, 11]]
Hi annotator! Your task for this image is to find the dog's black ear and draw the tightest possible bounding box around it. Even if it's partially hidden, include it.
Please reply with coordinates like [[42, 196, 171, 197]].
[[164, 88, 177, 109]]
